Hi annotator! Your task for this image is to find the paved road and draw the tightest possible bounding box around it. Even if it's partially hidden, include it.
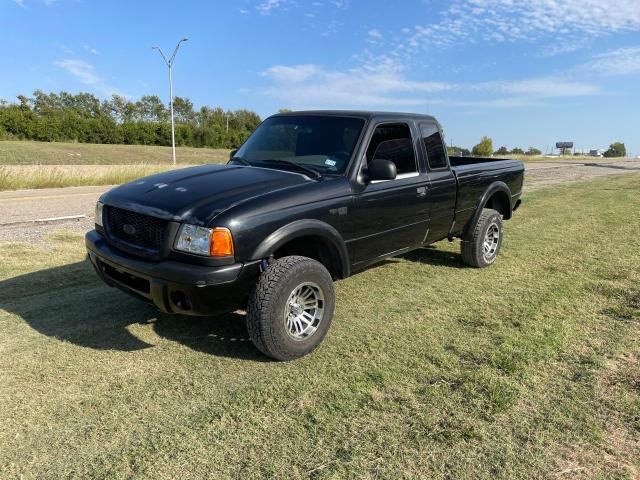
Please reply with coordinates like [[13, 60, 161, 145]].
[[0, 185, 111, 244], [1, 159, 639, 244], [523, 158, 640, 190]]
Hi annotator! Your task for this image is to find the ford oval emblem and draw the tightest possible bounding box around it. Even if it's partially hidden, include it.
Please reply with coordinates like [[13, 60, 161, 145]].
[[123, 224, 136, 235]]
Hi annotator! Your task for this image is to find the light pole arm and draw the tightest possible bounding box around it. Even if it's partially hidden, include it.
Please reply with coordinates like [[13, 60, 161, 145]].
[[153, 38, 188, 166], [152, 47, 170, 67], [169, 38, 188, 66]]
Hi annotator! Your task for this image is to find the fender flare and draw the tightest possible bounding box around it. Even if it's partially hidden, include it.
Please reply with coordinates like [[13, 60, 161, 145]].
[[250, 219, 351, 278], [463, 181, 512, 236]]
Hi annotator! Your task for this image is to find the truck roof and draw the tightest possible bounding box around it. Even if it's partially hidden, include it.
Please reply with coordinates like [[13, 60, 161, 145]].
[[272, 110, 438, 122]]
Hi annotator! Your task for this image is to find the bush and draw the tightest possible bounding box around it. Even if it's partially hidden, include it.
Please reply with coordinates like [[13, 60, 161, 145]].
[[604, 142, 626, 158], [526, 147, 542, 156], [0, 90, 261, 149], [472, 136, 493, 156]]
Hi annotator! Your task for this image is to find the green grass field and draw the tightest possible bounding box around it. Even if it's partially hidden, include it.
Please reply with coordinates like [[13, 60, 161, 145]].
[[0, 141, 230, 191], [1, 175, 639, 479], [0, 140, 230, 165]]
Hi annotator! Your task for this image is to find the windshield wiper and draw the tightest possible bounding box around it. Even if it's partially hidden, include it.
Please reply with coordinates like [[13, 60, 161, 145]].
[[229, 156, 252, 166], [261, 159, 322, 180]]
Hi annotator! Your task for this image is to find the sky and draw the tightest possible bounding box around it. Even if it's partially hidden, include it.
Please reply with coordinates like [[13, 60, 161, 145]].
[[1, 0, 640, 154]]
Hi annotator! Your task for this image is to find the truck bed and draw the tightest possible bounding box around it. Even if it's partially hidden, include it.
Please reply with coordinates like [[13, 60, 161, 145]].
[[449, 155, 517, 167], [447, 155, 524, 236]]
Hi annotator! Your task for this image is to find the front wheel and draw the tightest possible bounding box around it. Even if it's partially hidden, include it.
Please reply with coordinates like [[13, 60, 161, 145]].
[[461, 208, 504, 268], [246, 256, 335, 361]]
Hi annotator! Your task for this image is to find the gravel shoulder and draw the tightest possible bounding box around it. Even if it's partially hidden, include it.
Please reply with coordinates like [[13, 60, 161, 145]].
[[2, 159, 640, 245]]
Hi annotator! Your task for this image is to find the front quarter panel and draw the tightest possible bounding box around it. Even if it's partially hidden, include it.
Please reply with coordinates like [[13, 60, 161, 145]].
[[212, 177, 354, 265]]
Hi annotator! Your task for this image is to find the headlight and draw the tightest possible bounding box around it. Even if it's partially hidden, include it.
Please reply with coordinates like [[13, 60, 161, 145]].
[[174, 224, 234, 257], [95, 202, 104, 227]]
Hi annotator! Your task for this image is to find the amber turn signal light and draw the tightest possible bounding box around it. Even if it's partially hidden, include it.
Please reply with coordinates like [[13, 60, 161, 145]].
[[209, 227, 234, 257]]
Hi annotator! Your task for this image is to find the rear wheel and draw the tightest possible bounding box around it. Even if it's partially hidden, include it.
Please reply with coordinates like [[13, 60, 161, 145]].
[[461, 208, 503, 268], [246, 256, 335, 360]]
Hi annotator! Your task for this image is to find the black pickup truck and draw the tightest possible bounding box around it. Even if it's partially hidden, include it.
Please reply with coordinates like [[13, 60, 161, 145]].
[[86, 111, 524, 360]]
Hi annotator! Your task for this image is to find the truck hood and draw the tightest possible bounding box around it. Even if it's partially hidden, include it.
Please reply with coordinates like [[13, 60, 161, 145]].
[[101, 164, 312, 225]]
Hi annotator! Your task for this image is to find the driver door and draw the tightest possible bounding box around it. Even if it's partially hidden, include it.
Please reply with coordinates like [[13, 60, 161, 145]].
[[348, 122, 430, 266]]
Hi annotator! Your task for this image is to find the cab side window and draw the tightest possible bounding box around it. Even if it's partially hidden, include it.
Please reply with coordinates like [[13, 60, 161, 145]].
[[420, 123, 448, 169], [366, 123, 417, 175]]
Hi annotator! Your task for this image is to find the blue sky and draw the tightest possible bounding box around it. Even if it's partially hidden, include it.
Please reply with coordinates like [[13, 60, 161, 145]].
[[2, 0, 640, 154]]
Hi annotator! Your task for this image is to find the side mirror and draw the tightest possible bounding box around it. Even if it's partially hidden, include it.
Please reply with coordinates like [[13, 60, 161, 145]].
[[229, 149, 238, 160], [368, 158, 397, 181]]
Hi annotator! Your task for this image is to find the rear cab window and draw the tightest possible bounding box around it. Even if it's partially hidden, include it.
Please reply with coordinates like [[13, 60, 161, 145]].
[[420, 123, 449, 170]]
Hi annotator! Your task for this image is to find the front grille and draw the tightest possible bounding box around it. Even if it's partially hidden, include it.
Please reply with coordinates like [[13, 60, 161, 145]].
[[105, 206, 167, 252]]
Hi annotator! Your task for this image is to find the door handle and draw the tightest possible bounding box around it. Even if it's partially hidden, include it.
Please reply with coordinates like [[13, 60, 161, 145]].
[[416, 186, 428, 197]]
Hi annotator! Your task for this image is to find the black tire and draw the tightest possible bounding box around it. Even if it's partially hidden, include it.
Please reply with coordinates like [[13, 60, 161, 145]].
[[246, 256, 335, 361], [461, 208, 504, 268]]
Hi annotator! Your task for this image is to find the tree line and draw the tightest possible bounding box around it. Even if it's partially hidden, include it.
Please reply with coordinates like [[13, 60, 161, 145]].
[[0, 93, 629, 158], [451, 136, 627, 158], [0, 90, 262, 149]]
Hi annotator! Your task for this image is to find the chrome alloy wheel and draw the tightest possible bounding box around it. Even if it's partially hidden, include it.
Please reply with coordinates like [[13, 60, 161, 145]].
[[483, 222, 500, 260], [284, 282, 325, 341]]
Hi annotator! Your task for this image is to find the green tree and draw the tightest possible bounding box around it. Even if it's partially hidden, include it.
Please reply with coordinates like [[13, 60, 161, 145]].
[[603, 142, 626, 158], [173, 97, 196, 123], [494, 146, 509, 155], [472, 136, 493, 156], [525, 147, 542, 156], [510, 147, 525, 155], [0, 89, 263, 149]]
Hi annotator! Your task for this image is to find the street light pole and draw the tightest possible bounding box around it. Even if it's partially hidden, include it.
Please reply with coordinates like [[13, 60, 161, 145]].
[[153, 38, 188, 165]]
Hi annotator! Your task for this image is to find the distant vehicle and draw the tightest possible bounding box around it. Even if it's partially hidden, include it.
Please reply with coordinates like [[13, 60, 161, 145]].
[[86, 111, 524, 360]]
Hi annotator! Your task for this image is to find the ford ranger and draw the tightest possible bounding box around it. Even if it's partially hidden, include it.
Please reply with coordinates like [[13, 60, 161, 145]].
[[86, 111, 524, 360]]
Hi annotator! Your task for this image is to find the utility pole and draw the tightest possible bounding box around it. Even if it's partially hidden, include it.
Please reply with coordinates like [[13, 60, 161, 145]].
[[153, 38, 188, 165]]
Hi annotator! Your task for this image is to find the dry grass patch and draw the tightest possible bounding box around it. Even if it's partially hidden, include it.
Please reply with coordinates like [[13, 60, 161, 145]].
[[0, 164, 190, 191]]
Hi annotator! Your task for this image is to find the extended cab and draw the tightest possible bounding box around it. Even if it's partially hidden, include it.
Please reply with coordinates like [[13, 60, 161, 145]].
[[86, 111, 524, 360]]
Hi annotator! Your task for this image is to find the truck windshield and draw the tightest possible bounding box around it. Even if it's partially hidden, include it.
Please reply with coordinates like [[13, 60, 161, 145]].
[[233, 115, 365, 175]]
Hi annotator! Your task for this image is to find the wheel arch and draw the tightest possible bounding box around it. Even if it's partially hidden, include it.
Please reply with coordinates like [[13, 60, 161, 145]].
[[250, 219, 351, 279], [464, 181, 513, 236]]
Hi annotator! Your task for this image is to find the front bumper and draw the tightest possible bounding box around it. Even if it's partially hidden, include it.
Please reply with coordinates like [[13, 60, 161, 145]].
[[86, 230, 260, 316]]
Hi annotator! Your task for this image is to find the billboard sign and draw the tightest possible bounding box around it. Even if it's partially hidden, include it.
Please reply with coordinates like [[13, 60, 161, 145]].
[[556, 142, 573, 149]]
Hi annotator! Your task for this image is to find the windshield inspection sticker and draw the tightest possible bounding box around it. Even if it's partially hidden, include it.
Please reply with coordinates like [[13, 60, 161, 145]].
[[324, 159, 337, 167]]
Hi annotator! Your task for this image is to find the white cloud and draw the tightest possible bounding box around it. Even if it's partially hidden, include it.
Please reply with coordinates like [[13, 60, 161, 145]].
[[256, 0, 284, 15], [13, 0, 26, 7], [320, 19, 341, 36], [367, 29, 383, 45], [584, 46, 640, 75], [53, 59, 122, 97], [395, 0, 640, 57], [261, 60, 601, 110], [262, 62, 452, 108], [253, 0, 347, 16], [481, 78, 601, 97], [83, 44, 99, 55]]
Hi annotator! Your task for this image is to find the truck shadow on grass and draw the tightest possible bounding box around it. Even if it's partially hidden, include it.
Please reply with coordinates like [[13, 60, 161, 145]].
[[0, 260, 265, 361], [0, 247, 463, 359], [400, 246, 466, 268]]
